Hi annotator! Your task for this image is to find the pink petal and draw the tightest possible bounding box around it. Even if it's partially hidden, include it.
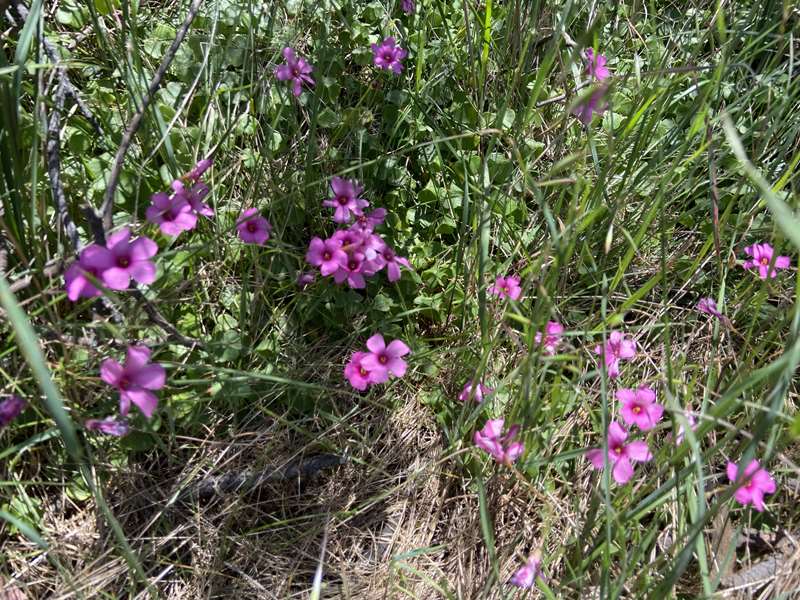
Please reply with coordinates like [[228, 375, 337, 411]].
[[123, 387, 158, 419], [385, 339, 410, 357], [726, 462, 738, 482], [100, 358, 123, 386], [106, 228, 131, 248], [612, 458, 634, 484], [129, 364, 166, 390], [365, 334, 386, 354], [608, 421, 628, 444], [129, 237, 158, 260], [101, 267, 130, 290], [626, 440, 652, 462], [129, 259, 156, 285], [125, 345, 151, 369], [586, 448, 606, 470]]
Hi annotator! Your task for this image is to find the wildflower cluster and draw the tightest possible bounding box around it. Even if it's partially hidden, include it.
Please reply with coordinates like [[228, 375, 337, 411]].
[[146, 159, 213, 237], [306, 178, 410, 288]]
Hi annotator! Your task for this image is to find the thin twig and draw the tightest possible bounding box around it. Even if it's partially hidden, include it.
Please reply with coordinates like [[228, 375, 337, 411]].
[[98, 0, 204, 231], [132, 289, 199, 348]]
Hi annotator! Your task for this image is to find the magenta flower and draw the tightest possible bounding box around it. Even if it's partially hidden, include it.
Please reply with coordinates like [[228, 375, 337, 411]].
[[473, 418, 525, 465], [584, 48, 610, 82], [344, 351, 379, 391], [64, 244, 115, 301], [333, 252, 367, 289], [489, 275, 522, 300], [146, 192, 197, 237], [297, 271, 316, 288], [323, 177, 369, 223], [172, 179, 214, 218], [697, 297, 722, 318], [236, 208, 272, 245], [586, 421, 652, 485], [306, 237, 348, 276], [510, 555, 542, 589], [100, 345, 166, 419], [573, 87, 608, 125], [618, 386, 663, 431], [378, 244, 411, 282], [401, 0, 415, 14], [742, 243, 791, 279], [727, 459, 777, 512], [593, 331, 636, 379], [352, 208, 387, 234], [361, 334, 411, 382], [274, 47, 315, 96], [102, 228, 158, 291], [0, 395, 26, 429], [85, 416, 130, 437], [535, 321, 564, 356], [458, 381, 492, 403], [371, 37, 407, 74]]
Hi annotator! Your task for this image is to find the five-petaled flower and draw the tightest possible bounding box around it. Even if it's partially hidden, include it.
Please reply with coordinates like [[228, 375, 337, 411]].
[[371, 37, 407, 74], [236, 208, 272, 245], [274, 47, 315, 96], [586, 421, 652, 485], [535, 321, 564, 356], [64, 244, 115, 301], [594, 331, 636, 379], [474, 418, 525, 465], [584, 48, 610, 82], [85, 416, 130, 437], [361, 334, 411, 382], [458, 381, 492, 403], [146, 192, 198, 237], [344, 351, 378, 391], [323, 177, 369, 223], [102, 228, 159, 291], [306, 237, 348, 276], [0, 395, 26, 429], [618, 386, 663, 431], [727, 459, 776, 512], [101, 345, 166, 419], [489, 275, 522, 301], [742, 243, 791, 280], [510, 554, 543, 589]]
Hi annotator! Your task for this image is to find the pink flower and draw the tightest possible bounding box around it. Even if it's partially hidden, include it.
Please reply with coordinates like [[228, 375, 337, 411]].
[[371, 37, 407, 74], [85, 416, 130, 437], [727, 459, 776, 512], [306, 237, 348, 276], [333, 252, 367, 289], [573, 87, 608, 125], [618, 386, 663, 431], [458, 381, 492, 403], [236, 208, 272, 245], [361, 334, 411, 382], [274, 47, 315, 96], [697, 297, 722, 318], [146, 192, 197, 237], [593, 331, 636, 379], [102, 228, 158, 290], [586, 421, 651, 484], [473, 418, 525, 465], [297, 271, 316, 288], [343, 351, 379, 391], [172, 179, 214, 218], [584, 48, 610, 82], [534, 321, 564, 356], [100, 345, 166, 419], [323, 177, 369, 223], [352, 208, 387, 234], [0, 395, 26, 429], [401, 0, 415, 14], [489, 275, 522, 300], [742, 243, 791, 279], [510, 554, 542, 588], [64, 244, 115, 301], [377, 244, 411, 282]]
